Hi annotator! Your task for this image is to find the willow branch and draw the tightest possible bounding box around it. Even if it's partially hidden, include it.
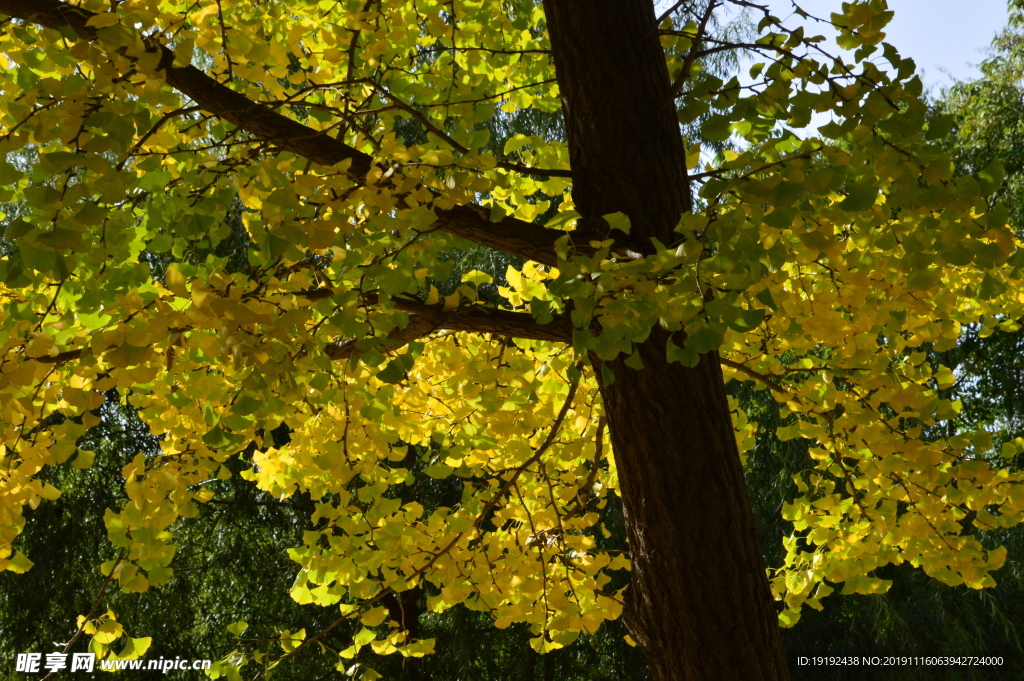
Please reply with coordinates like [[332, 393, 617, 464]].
[[666, 0, 719, 102]]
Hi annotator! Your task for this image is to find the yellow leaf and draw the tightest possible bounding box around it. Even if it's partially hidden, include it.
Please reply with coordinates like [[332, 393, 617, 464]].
[[2, 551, 34, 574], [360, 606, 388, 627], [85, 13, 119, 28]]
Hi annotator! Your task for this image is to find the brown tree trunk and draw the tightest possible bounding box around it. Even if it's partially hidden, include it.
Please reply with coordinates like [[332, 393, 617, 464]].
[[542, 1, 790, 679]]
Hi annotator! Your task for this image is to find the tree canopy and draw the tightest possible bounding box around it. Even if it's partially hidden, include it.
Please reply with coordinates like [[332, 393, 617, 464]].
[[2, 0, 1024, 678]]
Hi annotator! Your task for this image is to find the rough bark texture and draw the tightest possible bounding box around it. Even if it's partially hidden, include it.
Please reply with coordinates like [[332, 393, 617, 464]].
[[543, 1, 790, 679], [542, 0, 692, 252]]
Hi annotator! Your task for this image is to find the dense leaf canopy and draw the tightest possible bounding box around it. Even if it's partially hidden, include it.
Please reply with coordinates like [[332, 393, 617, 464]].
[[3, 0, 1024, 676]]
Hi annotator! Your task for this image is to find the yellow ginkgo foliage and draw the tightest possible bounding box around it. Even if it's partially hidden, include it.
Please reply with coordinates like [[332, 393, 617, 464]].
[[1, 0, 1023, 679]]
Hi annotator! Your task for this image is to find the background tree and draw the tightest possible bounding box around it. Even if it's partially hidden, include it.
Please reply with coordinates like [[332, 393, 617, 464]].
[[2, 2, 1024, 680]]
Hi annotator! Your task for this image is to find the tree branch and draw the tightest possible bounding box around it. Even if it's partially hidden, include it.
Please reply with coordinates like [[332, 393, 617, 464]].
[[34, 322, 773, 379], [27, 286, 570, 371], [363, 81, 572, 178], [38, 548, 127, 681], [655, 0, 690, 27], [324, 296, 573, 359], [32, 349, 84, 365], [392, 298, 572, 341], [665, 0, 719, 103], [0, 0, 572, 266], [432, 204, 569, 267], [717, 356, 790, 394]]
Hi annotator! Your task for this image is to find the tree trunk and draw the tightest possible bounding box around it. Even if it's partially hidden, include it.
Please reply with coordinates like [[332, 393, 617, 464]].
[[542, 2, 790, 679]]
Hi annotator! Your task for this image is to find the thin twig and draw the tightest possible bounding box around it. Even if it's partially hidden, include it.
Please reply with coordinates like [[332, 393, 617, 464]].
[[277, 360, 586, 665], [39, 548, 128, 681]]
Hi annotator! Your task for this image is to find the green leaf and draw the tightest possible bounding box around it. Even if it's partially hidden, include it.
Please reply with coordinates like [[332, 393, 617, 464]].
[[530, 299, 553, 324], [545, 209, 580, 230], [114, 636, 152, 659], [764, 207, 795, 229], [377, 359, 408, 384], [503, 134, 530, 155], [4, 218, 33, 240], [602, 211, 631, 235], [778, 608, 801, 627], [424, 462, 454, 479], [977, 160, 1005, 195], [202, 426, 242, 449], [148, 233, 173, 252], [755, 289, 777, 310], [232, 394, 263, 416], [977, 273, 1008, 300], [730, 308, 766, 332], [684, 324, 724, 354], [925, 114, 955, 140], [137, 171, 172, 192], [359, 349, 386, 368], [700, 115, 733, 142], [838, 182, 878, 212], [0, 160, 23, 185]]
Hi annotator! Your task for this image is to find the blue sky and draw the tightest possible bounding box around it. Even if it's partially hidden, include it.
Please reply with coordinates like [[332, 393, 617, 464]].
[[656, 0, 1011, 91], [769, 0, 1009, 90]]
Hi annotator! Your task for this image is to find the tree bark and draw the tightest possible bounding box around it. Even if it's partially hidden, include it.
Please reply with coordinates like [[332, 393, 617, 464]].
[[542, 1, 790, 679]]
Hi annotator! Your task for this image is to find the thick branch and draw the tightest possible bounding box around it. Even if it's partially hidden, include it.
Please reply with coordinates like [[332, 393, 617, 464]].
[[433, 204, 568, 267], [324, 314, 440, 360], [325, 297, 573, 359], [27, 302, 567, 367], [718, 356, 789, 394], [0, 1, 374, 172], [34, 318, 767, 376], [392, 298, 572, 341], [32, 349, 83, 365], [0, 0, 570, 267]]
